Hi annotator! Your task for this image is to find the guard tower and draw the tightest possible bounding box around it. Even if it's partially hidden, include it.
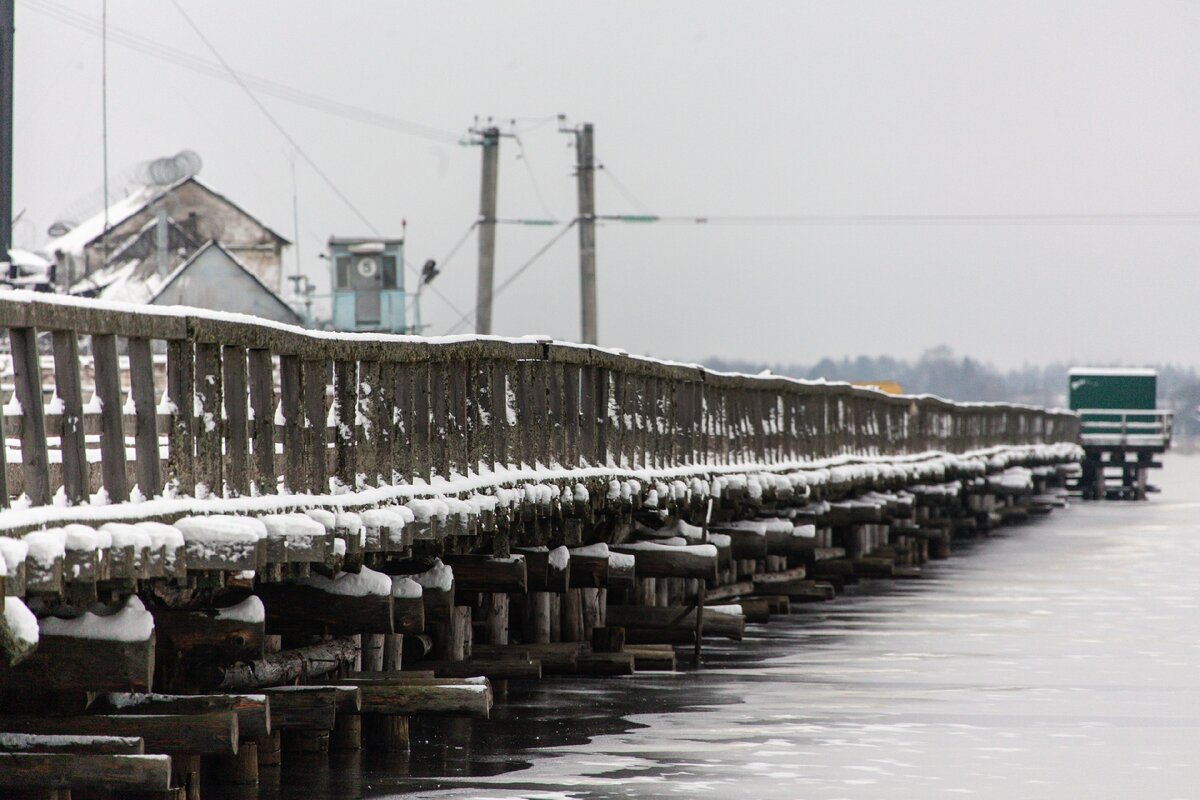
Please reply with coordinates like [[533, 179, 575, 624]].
[[329, 237, 407, 333], [1069, 367, 1174, 500]]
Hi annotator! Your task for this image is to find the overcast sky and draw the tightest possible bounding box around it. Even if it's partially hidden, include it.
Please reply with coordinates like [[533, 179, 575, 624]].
[[10, 1, 1200, 369]]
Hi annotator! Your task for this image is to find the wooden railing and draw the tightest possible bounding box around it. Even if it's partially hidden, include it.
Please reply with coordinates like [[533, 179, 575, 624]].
[[0, 292, 1080, 508], [1076, 408, 1174, 448]]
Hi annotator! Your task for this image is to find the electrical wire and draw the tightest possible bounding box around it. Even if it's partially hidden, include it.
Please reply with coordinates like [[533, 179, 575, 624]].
[[595, 212, 1200, 226], [444, 219, 578, 335], [166, 0, 467, 318], [597, 161, 655, 215], [22, 0, 462, 144], [511, 133, 559, 221]]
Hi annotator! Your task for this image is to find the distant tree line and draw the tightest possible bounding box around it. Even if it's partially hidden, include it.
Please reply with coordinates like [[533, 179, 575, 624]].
[[703, 346, 1200, 438]]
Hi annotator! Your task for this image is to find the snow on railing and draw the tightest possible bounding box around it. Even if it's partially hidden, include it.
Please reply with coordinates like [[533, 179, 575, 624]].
[[0, 291, 1080, 512]]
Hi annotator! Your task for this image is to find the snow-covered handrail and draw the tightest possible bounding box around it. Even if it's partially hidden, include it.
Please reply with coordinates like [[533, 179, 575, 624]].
[[0, 291, 1079, 509]]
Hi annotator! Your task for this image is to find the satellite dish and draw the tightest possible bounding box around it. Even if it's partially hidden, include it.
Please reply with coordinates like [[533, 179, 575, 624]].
[[136, 150, 203, 186]]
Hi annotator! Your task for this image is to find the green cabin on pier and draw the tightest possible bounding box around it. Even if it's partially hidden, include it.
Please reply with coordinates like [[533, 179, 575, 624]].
[[1068, 367, 1172, 500]]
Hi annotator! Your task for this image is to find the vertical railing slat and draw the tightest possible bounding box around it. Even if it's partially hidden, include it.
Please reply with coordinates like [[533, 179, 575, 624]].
[[166, 339, 195, 496], [301, 357, 328, 494], [334, 359, 358, 491], [51, 330, 88, 504], [92, 332, 129, 503], [279, 354, 303, 493], [248, 348, 276, 494], [222, 344, 249, 497], [192, 341, 223, 500], [10, 327, 49, 505], [127, 337, 162, 499]]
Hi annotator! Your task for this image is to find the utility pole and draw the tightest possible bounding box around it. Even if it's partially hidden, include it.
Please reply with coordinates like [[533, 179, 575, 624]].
[[0, 0, 14, 274], [473, 125, 501, 335], [568, 121, 598, 345]]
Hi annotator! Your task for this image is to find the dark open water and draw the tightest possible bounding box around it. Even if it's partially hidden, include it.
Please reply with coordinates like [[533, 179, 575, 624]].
[[270, 454, 1200, 800]]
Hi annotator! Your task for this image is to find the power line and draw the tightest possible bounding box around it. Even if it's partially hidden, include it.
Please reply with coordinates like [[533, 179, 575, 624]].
[[165, 0, 467, 319], [22, 0, 463, 144], [511, 133, 559, 221], [595, 212, 1200, 226], [597, 161, 655, 215], [445, 219, 577, 335]]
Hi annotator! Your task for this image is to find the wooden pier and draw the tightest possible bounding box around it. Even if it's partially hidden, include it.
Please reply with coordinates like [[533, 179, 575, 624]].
[[0, 292, 1081, 798]]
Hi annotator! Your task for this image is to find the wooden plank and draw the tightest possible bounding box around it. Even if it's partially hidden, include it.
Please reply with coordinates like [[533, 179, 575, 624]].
[[166, 339, 195, 496], [51, 330, 88, 504], [358, 360, 382, 484], [333, 359, 357, 489], [9, 327, 49, 505], [411, 362, 432, 481], [248, 348, 276, 494], [429, 361, 448, 478], [279, 354, 303, 493], [392, 361, 414, 481], [220, 345, 249, 497], [256, 583, 394, 635], [0, 734, 144, 754], [90, 693, 271, 740], [193, 342, 223, 499], [0, 711, 238, 755], [91, 332, 129, 503], [1, 632, 155, 691], [0, 753, 173, 791], [301, 358, 327, 494], [441, 554, 527, 593], [127, 337, 162, 499]]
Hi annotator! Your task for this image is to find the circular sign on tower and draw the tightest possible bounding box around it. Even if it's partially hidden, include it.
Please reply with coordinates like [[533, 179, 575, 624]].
[[356, 257, 378, 277]]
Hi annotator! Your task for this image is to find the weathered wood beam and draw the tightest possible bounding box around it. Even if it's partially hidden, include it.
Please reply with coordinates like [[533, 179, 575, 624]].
[[609, 542, 718, 582], [333, 678, 492, 719], [441, 554, 527, 593], [0, 752, 173, 791], [0, 733, 144, 754], [1, 631, 154, 691], [0, 711, 238, 755], [606, 605, 744, 641], [256, 581, 394, 635], [204, 637, 360, 691], [90, 693, 271, 739]]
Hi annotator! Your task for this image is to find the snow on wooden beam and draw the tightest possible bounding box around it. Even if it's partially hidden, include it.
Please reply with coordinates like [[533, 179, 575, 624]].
[[441, 554, 527, 593], [609, 542, 719, 582], [89, 692, 271, 740], [515, 546, 570, 594], [255, 570, 394, 635], [152, 596, 266, 665], [2, 596, 155, 690]]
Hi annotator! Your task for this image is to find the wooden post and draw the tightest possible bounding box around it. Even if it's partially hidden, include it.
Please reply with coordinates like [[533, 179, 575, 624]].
[[362, 633, 385, 672], [530, 592, 551, 643], [486, 593, 509, 645], [92, 332, 129, 502], [561, 588, 584, 642]]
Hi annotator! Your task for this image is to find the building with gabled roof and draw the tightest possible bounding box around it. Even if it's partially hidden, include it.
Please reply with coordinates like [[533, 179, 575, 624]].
[[147, 240, 301, 325], [43, 175, 290, 295]]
